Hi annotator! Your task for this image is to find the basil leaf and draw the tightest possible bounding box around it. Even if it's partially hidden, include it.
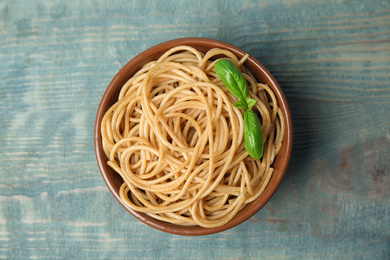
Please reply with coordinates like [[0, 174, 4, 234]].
[[245, 98, 256, 108], [215, 59, 248, 101], [243, 109, 264, 159], [233, 99, 248, 109]]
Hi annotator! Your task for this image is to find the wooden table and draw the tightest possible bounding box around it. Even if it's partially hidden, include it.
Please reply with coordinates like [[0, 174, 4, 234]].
[[1, 0, 389, 259]]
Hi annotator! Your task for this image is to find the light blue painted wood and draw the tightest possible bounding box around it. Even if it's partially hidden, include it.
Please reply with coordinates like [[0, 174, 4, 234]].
[[0, 0, 389, 259]]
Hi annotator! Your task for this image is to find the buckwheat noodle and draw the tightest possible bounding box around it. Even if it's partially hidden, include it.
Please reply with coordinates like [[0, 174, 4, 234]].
[[101, 46, 285, 228]]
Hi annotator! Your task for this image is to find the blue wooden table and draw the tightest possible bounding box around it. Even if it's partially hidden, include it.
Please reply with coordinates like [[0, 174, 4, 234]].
[[1, 0, 389, 259]]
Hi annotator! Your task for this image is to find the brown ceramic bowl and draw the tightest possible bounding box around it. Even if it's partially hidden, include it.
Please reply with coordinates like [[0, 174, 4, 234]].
[[94, 38, 293, 236]]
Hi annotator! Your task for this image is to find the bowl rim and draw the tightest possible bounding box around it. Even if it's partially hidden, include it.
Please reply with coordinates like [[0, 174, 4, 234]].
[[94, 37, 293, 236]]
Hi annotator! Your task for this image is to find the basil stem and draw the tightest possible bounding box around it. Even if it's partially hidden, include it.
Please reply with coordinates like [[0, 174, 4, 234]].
[[233, 99, 248, 109], [245, 97, 256, 108], [215, 59, 264, 159]]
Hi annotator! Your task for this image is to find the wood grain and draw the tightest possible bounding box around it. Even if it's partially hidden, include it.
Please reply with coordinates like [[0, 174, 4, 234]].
[[0, 0, 389, 259]]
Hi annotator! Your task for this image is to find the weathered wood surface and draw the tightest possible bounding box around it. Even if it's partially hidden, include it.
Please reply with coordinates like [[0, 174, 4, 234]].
[[1, 0, 389, 259]]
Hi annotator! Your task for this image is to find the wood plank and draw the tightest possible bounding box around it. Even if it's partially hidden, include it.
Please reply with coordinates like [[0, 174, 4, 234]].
[[0, 0, 389, 259]]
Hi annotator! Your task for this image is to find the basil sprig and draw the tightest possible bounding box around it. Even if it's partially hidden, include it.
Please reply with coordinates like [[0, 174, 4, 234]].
[[215, 59, 264, 159]]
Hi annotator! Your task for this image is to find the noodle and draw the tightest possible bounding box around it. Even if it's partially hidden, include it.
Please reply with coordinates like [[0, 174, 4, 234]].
[[101, 46, 285, 228]]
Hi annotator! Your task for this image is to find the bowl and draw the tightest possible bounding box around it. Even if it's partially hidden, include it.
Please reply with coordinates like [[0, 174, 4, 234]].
[[94, 38, 293, 236]]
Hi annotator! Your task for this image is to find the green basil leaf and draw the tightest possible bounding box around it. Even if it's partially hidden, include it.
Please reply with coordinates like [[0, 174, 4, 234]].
[[215, 59, 248, 101], [243, 109, 264, 159], [245, 98, 256, 108], [233, 99, 248, 109]]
